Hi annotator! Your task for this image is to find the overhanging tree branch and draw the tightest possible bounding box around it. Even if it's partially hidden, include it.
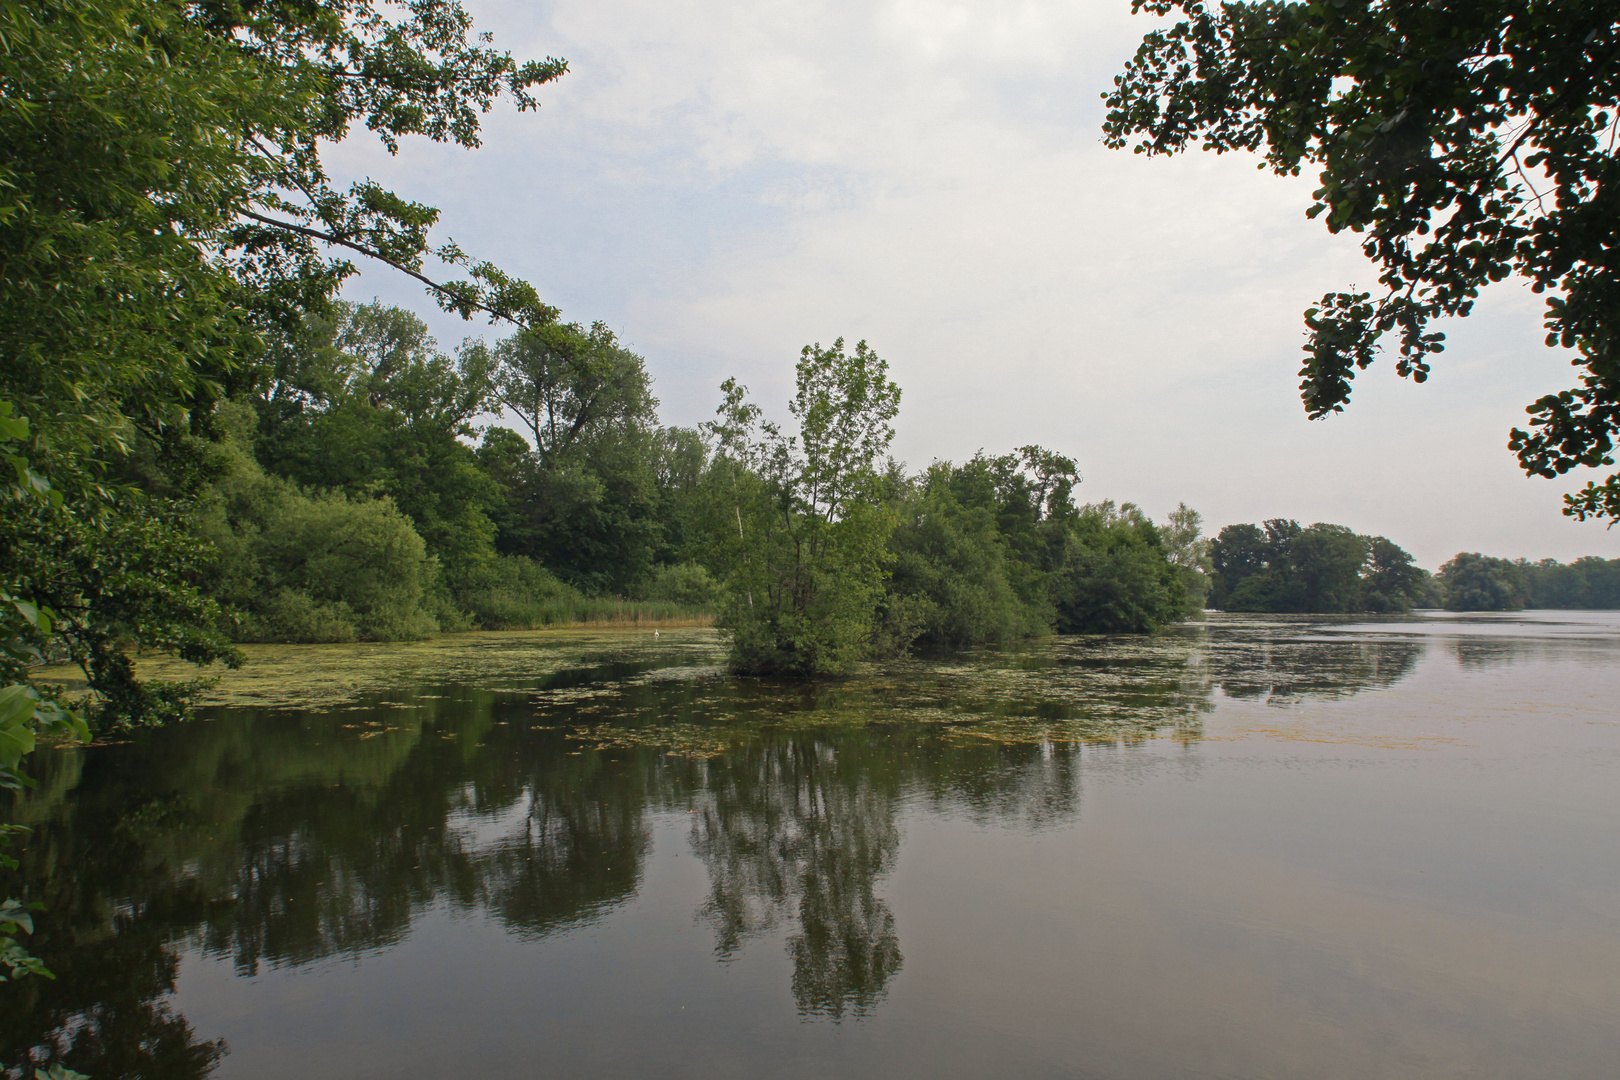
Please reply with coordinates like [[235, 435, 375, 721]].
[[238, 210, 535, 327]]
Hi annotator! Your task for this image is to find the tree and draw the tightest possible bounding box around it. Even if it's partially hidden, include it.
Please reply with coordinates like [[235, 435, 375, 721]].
[[1362, 535, 1431, 611], [1, 0, 563, 983], [707, 340, 902, 676], [253, 303, 500, 587], [476, 323, 657, 469], [196, 414, 440, 642], [468, 323, 664, 592], [884, 464, 1034, 649], [3, 0, 561, 712], [1161, 502, 1215, 614], [1050, 502, 1187, 634], [941, 447, 1083, 616], [1209, 519, 1428, 612], [1105, 1, 1620, 521], [1519, 555, 1620, 608], [460, 323, 660, 592], [1438, 552, 1527, 611]]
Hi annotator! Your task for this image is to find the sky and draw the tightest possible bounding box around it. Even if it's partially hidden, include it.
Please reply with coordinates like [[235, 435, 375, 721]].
[[334, 0, 1620, 569]]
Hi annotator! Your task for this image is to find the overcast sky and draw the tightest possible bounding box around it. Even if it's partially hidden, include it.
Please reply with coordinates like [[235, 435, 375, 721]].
[[336, 0, 1619, 569]]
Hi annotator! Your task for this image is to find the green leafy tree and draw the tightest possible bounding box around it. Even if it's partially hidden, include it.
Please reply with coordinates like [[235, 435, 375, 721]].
[[1210, 519, 1428, 612], [1520, 556, 1620, 608], [3, 0, 561, 711], [1438, 553, 1528, 611], [1105, 1, 1620, 522], [197, 419, 440, 642], [477, 322, 657, 468], [939, 447, 1083, 616], [884, 463, 1034, 649], [252, 303, 499, 590], [0, 409, 93, 986], [649, 426, 713, 567], [1050, 502, 1188, 633], [1361, 536, 1432, 612], [1286, 523, 1372, 613], [708, 341, 902, 676], [1161, 502, 1214, 614], [883, 453, 1194, 644], [1, 0, 565, 990], [466, 324, 663, 593]]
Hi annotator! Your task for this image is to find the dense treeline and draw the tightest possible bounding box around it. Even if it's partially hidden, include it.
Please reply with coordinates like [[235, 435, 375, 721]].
[[178, 309, 1207, 675], [1208, 520, 1431, 613], [192, 302, 705, 640], [1435, 553, 1620, 612], [1208, 522, 1620, 614]]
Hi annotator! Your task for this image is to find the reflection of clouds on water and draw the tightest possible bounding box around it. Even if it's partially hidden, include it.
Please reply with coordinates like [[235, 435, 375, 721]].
[[1282, 610, 1620, 674]]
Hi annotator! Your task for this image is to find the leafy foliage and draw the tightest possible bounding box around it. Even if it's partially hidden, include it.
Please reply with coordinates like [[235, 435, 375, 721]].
[[1, 0, 564, 992], [198, 427, 441, 643], [705, 341, 902, 676], [465, 324, 664, 593], [1051, 502, 1188, 634], [252, 303, 499, 587], [884, 450, 1194, 646], [1436, 552, 1528, 611], [1105, 1, 1620, 521], [3, 0, 564, 703], [1209, 519, 1430, 612], [1516, 555, 1620, 608], [1161, 502, 1215, 614], [884, 463, 1037, 649]]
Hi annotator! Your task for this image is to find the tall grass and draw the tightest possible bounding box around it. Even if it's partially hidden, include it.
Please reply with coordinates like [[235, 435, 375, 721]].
[[458, 556, 715, 630], [462, 589, 712, 630]]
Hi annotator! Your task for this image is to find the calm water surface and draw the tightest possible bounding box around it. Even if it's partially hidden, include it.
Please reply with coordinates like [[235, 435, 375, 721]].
[[4, 611, 1618, 1079]]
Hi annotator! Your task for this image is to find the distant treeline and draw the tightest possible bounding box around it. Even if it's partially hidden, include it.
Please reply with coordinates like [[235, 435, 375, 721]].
[[1434, 553, 1620, 611], [1207, 520, 1620, 613], [1208, 520, 1431, 613], [167, 302, 1211, 671]]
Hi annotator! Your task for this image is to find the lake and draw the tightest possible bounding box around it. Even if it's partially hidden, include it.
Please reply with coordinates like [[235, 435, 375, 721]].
[[4, 611, 1617, 1079]]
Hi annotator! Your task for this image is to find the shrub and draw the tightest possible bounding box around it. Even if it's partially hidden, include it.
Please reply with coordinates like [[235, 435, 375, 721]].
[[197, 412, 440, 642], [1438, 553, 1527, 611], [1049, 503, 1186, 634], [640, 562, 721, 609]]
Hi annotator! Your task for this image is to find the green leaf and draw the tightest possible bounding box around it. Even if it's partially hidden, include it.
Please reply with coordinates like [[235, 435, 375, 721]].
[[0, 684, 37, 728]]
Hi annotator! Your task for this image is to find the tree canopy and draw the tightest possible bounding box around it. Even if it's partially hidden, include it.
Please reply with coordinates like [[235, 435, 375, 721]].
[[1209, 519, 1431, 612], [1104, 1, 1620, 521], [2, 0, 565, 723]]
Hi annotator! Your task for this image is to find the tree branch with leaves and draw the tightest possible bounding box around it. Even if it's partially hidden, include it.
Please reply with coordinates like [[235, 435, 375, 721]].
[[1104, 0, 1620, 521]]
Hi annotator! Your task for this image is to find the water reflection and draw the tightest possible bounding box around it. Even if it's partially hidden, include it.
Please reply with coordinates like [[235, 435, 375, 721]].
[[3, 615, 1506, 1077], [690, 734, 904, 1018], [1208, 616, 1423, 703]]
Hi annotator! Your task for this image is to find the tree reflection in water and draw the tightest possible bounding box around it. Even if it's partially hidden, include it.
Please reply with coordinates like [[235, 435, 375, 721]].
[[691, 734, 904, 1018], [1, 618, 1437, 1075], [1206, 616, 1423, 703]]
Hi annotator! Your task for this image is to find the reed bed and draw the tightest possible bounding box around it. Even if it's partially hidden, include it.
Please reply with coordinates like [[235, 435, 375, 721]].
[[460, 591, 712, 630]]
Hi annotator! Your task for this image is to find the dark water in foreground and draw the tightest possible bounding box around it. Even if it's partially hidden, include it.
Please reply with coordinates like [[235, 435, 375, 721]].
[[4, 612, 1618, 1079]]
